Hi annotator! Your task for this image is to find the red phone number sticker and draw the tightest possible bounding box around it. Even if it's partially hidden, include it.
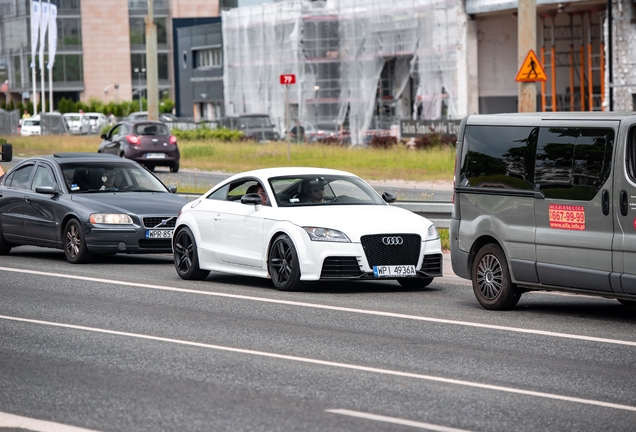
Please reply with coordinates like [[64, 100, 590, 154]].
[[549, 204, 585, 230]]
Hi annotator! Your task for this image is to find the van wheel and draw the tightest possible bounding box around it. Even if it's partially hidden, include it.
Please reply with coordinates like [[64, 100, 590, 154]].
[[398, 277, 433, 288], [617, 299, 636, 307], [472, 244, 521, 310]]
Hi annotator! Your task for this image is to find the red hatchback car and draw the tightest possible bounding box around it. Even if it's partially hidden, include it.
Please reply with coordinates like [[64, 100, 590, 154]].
[[98, 120, 180, 172]]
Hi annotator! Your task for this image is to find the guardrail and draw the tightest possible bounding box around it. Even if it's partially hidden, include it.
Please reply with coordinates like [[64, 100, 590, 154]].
[[180, 194, 453, 229]]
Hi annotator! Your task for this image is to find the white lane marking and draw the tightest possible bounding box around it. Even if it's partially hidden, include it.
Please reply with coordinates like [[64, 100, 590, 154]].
[[0, 411, 100, 432], [1, 266, 635, 347], [1, 314, 636, 413], [327, 409, 473, 432]]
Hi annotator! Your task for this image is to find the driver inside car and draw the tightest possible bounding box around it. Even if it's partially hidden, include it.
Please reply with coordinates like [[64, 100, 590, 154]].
[[301, 177, 327, 203]]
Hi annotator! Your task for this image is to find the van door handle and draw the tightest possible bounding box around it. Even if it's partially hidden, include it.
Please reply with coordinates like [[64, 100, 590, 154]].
[[24, 197, 31, 203], [602, 189, 610, 216], [620, 190, 628, 217]]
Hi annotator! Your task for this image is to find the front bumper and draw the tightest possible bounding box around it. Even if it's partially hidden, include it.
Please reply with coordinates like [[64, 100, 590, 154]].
[[85, 224, 174, 254]]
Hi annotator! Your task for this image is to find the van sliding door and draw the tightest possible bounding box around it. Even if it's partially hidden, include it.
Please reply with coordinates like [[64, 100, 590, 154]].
[[534, 122, 617, 292]]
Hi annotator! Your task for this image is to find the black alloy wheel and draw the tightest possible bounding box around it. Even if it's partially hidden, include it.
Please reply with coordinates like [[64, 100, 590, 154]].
[[471, 243, 521, 310], [64, 219, 94, 264], [268, 234, 302, 291], [397, 277, 433, 288], [173, 227, 210, 280]]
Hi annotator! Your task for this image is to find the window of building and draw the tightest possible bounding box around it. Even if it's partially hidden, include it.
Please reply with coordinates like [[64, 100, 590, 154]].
[[58, 17, 82, 47], [535, 127, 614, 200], [129, 16, 167, 45], [195, 48, 222, 69], [158, 53, 168, 80], [50, 54, 83, 82], [461, 126, 538, 190]]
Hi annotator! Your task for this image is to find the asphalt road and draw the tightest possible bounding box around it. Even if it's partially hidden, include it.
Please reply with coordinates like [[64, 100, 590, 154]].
[[1, 247, 635, 432]]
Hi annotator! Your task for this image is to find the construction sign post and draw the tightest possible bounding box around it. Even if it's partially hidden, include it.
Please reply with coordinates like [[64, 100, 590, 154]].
[[516, 50, 547, 82], [281, 74, 296, 160]]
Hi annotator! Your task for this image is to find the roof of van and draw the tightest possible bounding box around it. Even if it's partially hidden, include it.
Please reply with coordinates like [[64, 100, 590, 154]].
[[465, 111, 636, 126]]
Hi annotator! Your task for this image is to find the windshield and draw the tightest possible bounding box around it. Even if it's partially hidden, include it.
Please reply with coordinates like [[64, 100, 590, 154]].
[[134, 123, 170, 136], [241, 117, 272, 129], [61, 162, 169, 193], [23, 120, 40, 126], [269, 175, 385, 207], [65, 115, 80, 121]]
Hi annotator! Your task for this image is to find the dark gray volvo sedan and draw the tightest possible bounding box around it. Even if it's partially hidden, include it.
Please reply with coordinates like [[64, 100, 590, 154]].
[[0, 152, 187, 263]]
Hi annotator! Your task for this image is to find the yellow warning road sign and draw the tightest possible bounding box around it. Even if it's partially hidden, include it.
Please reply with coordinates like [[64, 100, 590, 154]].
[[515, 50, 547, 82]]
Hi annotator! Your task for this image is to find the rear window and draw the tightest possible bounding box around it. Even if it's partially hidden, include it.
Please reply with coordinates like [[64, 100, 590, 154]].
[[134, 123, 170, 136]]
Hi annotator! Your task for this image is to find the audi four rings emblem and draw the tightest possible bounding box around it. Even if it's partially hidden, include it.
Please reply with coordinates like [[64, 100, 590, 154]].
[[382, 236, 403, 245]]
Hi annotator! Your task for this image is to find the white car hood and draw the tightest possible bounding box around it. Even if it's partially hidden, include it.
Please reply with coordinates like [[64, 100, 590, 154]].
[[275, 204, 432, 241]]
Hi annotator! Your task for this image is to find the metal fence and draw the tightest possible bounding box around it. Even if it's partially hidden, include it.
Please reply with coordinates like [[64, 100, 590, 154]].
[[41, 114, 69, 135], [0, 110, 20, 136]]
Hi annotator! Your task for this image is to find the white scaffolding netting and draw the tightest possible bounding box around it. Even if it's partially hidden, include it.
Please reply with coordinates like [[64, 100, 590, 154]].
[[222, 0, 460, 145]]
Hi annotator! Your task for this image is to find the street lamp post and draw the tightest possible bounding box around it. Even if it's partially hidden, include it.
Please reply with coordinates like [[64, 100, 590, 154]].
[[133, 67, 146, 112]]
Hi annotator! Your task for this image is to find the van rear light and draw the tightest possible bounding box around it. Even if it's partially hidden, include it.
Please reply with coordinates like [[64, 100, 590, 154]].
[[126, 135, 140, 145], [169, 135, 177, 145]]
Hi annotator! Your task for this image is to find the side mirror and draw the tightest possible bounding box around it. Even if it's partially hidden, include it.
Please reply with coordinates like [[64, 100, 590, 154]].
[[241, 193, 263, 205], [382, 192, 396, 203], [1, 143, 12, 162], [35, 185, 59, 195], [167, 185, 177, 194], [100, 134, 107, 139]]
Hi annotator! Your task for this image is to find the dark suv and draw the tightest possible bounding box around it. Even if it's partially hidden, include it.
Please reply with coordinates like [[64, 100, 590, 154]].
[[223, 114, 279, 142]]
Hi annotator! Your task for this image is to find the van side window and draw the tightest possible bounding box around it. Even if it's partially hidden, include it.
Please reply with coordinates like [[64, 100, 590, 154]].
[[627, 126, 636, 181], [535, 127, 614, 200], [461, 126, 537, 190]]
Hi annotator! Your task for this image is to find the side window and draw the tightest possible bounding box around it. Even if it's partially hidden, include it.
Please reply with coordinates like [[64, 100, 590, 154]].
[[227, 180, 257, 201], [461, 125, 537, 190], [31, 165, 57, 191], [208, 184, 229, 200], [111, 125, 121, 136], [626, 126, 636, 182], [7, 164, 35, 189], [535, 127, 614, 200]]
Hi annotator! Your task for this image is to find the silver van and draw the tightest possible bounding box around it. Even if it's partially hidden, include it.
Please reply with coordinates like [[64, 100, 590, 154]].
[[450, 112, 636, 310]]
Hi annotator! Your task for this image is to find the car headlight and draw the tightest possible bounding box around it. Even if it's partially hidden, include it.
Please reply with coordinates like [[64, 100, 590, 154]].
[[90, 213, 133, 224], [428, 224, 439, 240], [303, 227, 351, 243]]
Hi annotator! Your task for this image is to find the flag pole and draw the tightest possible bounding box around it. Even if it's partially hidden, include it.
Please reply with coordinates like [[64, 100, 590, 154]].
[[48, 0, 53, 112], [39, 1, 46, 116], [30, 0, 39, 116]]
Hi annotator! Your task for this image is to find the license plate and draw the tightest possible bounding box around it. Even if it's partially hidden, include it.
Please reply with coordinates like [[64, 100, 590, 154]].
[[146, 153, 166, 159], [146, 229, 173, 239], [373, 265, 417, 277]]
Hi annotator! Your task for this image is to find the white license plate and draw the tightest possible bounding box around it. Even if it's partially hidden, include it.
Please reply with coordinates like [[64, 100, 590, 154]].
[[146, 229, 173, 239], [146, 153, 166, 159], [373, 265, 417, 277]]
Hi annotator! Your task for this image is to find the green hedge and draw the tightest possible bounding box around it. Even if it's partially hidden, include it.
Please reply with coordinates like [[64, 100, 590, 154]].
[[171, 126, 244, 142]]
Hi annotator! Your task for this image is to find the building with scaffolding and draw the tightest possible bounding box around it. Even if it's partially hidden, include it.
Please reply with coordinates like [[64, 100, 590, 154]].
[[222, 0, 474, 144], [220, 0, 636, 143]]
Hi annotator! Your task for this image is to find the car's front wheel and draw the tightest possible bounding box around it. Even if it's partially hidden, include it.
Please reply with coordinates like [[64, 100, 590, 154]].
[[472, 244, 521, 310], [173, 227, 210, 280], [268, 234, 301, 291], [397, 277, 433, 288], [64, 219, 94, 264]]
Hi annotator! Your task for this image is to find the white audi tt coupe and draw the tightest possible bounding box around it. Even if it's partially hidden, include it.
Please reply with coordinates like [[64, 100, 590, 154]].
[[172, 167, 442, 290]]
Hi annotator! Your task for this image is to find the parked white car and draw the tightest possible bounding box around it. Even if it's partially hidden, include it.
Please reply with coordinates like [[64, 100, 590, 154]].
[[20, 116, 41, 136], [63, 113, 91, 135], [173, 167, 443, 290], [86, 112, 108, 134]]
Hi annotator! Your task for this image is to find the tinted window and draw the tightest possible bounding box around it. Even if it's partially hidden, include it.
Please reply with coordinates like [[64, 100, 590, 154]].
[[461, 126, 538, 190], [134, 123, 170, 136], [8, 164, 34, 189], [31, 165, 57, 190], [535, 127, 614, 200]]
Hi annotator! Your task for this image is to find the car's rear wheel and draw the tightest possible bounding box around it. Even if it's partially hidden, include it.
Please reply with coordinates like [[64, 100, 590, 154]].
[[472, 244, 521, 310], [64, 219, 94, 264], [617, 299, 636, 307], [0, 223, 14, 255], [145, 164, 155, 172], [397, 277, 433, 288], [268, 234, 302, 291], [173, 227, 210, 280], [170, 162, 180, 173]]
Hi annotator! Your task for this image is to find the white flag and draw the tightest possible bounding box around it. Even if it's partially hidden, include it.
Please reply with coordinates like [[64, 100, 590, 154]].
[[48, 4, 58, 69], [38, 1, 50, 70], [30, 1, 41, 68]]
